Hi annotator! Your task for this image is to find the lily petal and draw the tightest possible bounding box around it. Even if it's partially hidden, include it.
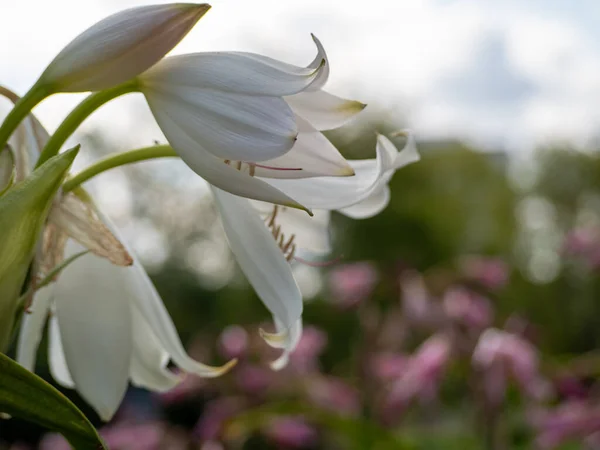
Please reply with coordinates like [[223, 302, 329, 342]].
[[261, 318, 303, 370], [129, 307, 183, 392], [255, 116, 354, 178], [285, 90, 366, 131], [265, 132, 418, 211], [101, 215, 236, 378], [16, 285, 53, 371], [141, 48, 325, 97], [212, 187, 303, 330], [39, 3, 211, 92], [54, 241, 133, 421], [48, 315, 76, 389], [144, 85, 297, 162], [338, 185, 391, 219], [306, 34, 329, 91], [147, 103, 310, 211]]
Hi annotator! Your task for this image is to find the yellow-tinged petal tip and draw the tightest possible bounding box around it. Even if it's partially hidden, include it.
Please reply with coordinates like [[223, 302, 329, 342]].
[[204, 358, 238, 377], [259, 327, 288, 346], [336, 165, 355, 177]]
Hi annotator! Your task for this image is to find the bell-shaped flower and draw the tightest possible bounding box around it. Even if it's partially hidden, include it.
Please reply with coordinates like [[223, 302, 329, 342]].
[[138, 35, 363, 208], [38, 3, 210, 92], [17, 234, 235, 421], [211, 187, 303, 370]]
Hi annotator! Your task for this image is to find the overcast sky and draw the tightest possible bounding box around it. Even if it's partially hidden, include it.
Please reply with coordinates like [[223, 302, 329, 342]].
[[3, 0, 600, 154]]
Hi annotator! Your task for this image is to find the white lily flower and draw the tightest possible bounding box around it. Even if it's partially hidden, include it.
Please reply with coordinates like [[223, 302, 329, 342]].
[[212, 187, 303, 369], [266, 132, 420, 218], [17, 235, 234, 421], [38, 3, 210, 92], [139, 35, 364, 207]]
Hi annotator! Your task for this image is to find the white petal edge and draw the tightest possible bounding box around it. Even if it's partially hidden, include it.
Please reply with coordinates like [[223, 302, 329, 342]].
[[212, 187, 303, 330], [285, 90, 366, 131], [48, 315, 76, 389], [16, 286, 53, 371], [338, 185, 391, 219], [54, 241, 133, 421]]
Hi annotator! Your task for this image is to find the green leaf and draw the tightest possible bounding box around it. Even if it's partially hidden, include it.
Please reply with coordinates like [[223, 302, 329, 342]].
[[0, 146, 78, 350], [0, 352, 106, 449]]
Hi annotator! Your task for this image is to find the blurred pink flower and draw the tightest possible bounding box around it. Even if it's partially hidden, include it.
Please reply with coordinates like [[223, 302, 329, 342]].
[[218, 325, 249, 359], [234, 364, 274, 395], [382, 334, 451, 421], [443, 286, 493, 330], [289, 326, 328, 373], [306, 376, 361, 416], [194, 398, 244, 442], [530, 401, 600, 449], [460, 256, 509, 290], [328, 262, 378, 308], [370, 352, 409, 381], [400, 271, 444, 329], [263, 417, 318, 449], [473, 328, 549, 406], [563, 227, 600, 269]]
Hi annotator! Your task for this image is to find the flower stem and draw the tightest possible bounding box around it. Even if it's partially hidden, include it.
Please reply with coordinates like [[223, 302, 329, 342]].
[[0, 84, 49, 151], [36, 81, 139, 168], [62, 145, 178, 192]]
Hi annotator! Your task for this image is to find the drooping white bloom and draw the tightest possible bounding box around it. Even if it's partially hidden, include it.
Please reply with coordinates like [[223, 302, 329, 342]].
[[139, 35, 364, 208], [211, 187, 303, 369], [38, 3, 211, 92], [17, 237, 234, 421]]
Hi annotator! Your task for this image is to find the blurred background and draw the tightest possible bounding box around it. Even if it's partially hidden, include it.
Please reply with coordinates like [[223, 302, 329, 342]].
[[3, 0, 600, 448]]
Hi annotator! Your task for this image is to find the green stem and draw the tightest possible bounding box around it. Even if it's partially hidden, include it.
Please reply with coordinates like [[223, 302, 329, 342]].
[[62, 145, 178, 192], [0, 85, 49, 151], [37, 81, 139, 168]]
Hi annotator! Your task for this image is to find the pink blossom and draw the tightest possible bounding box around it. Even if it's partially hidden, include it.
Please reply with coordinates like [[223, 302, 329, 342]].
[[328, 262, 378, 308], [306, 376, 361, 416], [194, 398, 243, 441], [382, 334, 451, 421], [234, 364, 273, 395], [400, 271, 444, 329], [370, 352, 409, 381], [530, 401, 600, 449], [263, 417, 318, 449], [473, 329, 549, 406], [443, 286, 493, 330], [158, 372, 205, 405], [218, 325, 249, 359], [460, 256, 509, 290], [289, 326, 328, 373]]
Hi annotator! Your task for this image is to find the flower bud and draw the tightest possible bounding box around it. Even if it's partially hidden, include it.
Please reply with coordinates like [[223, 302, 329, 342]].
[[38, 3, 211, 92], [0, 147, 78, 349]]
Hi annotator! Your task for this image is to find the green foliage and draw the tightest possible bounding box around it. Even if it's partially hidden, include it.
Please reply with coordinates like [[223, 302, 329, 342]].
[[0, 352, 106, 449]]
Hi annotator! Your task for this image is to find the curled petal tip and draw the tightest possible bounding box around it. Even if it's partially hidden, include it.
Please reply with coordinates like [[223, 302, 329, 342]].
[[259, 327, 288, 347], [203, 358, 238, 377], [337, 165, 356, 177]]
